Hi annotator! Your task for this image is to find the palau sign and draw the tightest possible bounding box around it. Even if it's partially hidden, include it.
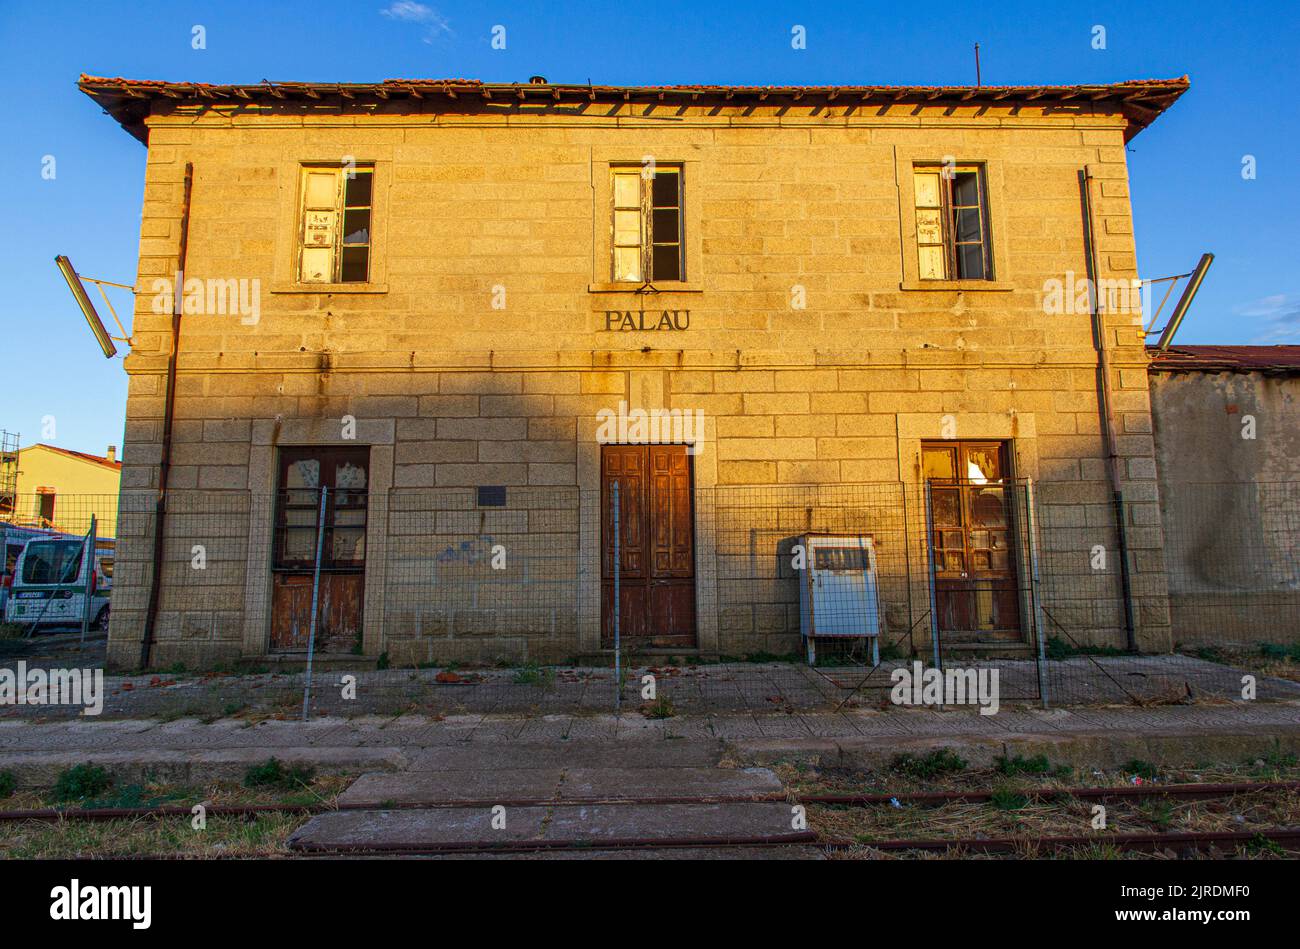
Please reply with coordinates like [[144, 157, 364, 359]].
[[603, 310, 691, 332]]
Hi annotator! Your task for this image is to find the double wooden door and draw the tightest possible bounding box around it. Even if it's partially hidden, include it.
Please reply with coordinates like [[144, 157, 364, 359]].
[[922, 441, 1022, 640], [270, 447, 369, 652], [601, 445, 696, 647]]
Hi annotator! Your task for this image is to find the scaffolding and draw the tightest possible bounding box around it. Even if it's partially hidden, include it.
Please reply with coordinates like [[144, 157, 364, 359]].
[[0, 430, 18, 517]]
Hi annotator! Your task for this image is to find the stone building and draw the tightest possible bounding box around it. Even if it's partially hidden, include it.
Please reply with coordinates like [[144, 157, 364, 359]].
[[1148, 345, 1300, 646], [78, 74, 1188, 670]]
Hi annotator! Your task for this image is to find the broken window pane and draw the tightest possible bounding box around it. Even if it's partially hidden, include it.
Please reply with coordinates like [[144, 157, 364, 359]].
[[335, 462, 367, 490], [955, 207, 982, 243], [956, 242, 984, 280], [651, 170, 679, 208], [652, 243, 680, 281], [343, 209, 370, 245], [340, 247, 369, 283], [952, 171, 980, 207], [652, 208, 680, 242], [344, 170, 373, 207]]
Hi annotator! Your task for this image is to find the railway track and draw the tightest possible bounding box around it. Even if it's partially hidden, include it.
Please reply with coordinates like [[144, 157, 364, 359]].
[[2, 779, 1295, 822], [2, 779, 1297, 857]]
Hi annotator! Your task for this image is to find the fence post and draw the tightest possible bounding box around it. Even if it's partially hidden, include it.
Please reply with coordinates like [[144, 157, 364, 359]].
[[612, 480, 621, 712], [1025, 479, 1051, 708], [922, 481, 943, 699], [302, 486, 328, 722], [79, 514, 97, 651]]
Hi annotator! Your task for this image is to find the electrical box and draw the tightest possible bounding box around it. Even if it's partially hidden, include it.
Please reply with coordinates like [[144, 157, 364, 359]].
[[798, 534, 881, 666]]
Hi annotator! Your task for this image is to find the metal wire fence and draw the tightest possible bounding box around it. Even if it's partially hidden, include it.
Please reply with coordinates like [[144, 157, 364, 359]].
[[1, 480, 1297, 719]]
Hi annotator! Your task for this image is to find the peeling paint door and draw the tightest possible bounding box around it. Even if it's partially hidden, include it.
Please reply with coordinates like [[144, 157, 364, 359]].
[[923, 441, 1022, 641], [602, 444, 696, 648], [271, 447, 369, 652]]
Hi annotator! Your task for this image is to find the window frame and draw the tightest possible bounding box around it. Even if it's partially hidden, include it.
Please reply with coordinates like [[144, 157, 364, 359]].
[[912, 163, 993, 282], [296, 163, 375, 285], [893, 150, 1012, 293], [272, 157, 388, 295], [609, 164, 685, 285]]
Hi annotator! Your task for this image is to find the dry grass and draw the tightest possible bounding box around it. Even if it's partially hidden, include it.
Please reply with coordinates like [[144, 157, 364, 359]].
[[773, 755, 1300, 799], [814, 789, 1300, 852], [0, 774, 350, 859], [771, 753, 1300, 860]]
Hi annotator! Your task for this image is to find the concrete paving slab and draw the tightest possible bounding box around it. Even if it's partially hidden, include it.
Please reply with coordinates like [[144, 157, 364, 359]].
[[403, 739, 725, 771], [291, 806, 547, 849], [339, 769, 567, 805], [556, 766, 782, 801], [289, 802, 808, 851], [338, 765, 781, 806], [407, 845, 827, 860], [540, 802, 804, 843]]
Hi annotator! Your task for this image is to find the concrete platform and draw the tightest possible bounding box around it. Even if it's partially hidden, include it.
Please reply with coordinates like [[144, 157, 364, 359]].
[[397, 846, 828, 860], [289, 802, 809, 852], [2, 704, 1297, 789], [337, 766, 783, 806]]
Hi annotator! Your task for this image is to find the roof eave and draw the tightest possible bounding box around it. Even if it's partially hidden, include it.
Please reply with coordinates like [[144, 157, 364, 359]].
[[78, 75, 1190, 146]]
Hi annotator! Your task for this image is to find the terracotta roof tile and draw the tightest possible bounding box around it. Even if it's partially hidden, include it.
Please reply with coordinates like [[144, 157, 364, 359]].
[[1147, 345, 1300, 375]]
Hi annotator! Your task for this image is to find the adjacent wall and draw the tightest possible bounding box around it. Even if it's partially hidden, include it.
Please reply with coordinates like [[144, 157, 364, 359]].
[[1149, 369, 1300, 645]]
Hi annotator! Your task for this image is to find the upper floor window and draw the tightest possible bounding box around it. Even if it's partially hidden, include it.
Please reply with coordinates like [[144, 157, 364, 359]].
[[611, 165, 683, 283], [913, 164, 992, 281], [298, 164, 373, 283]]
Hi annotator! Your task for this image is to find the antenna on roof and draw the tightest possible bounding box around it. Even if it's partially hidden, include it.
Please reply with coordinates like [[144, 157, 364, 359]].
[[974, 43, 982, 87], [54, 255, 132, 358]]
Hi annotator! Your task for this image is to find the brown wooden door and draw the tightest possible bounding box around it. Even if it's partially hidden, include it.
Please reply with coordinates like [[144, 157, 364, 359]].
[[922, 441, 1021, 641], [271, 447, 369, 652], [602, 444, 696, 647]]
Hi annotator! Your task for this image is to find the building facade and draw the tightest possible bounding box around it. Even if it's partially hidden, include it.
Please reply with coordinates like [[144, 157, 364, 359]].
[[7, 443, 121, 537], [80, 74, 1187, 670]]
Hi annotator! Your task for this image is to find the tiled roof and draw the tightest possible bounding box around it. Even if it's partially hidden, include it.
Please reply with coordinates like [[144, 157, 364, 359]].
[[21, 443, 122, 471], [1147, 345, 1300, 375], [78, 74, 1190, 145]]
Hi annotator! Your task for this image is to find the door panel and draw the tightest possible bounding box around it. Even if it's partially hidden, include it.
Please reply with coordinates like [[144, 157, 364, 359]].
[[271, 573, 365, 652], [602, 444, 696, 647]]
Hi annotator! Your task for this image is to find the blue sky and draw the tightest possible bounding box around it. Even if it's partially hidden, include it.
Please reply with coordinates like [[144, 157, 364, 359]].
[[2, 0, 1297, 454]]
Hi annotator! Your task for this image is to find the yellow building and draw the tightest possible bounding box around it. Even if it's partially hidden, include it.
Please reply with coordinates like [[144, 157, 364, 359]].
[[79, 74, 1187, 670], [9, 444, 121, 537]]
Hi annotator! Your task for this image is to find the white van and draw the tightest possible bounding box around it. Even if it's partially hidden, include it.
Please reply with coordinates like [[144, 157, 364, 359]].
[[2, 525, 59, 616], [4, 535, 114, 631]]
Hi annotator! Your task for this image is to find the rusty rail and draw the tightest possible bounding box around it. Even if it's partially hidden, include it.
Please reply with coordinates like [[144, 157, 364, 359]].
[[1, 780, 1295, 823]]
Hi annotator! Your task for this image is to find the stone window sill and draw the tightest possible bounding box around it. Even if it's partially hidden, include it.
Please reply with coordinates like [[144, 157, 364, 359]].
[[900, 279, 1015, 292], [588, 282, 704, 294], [270, 283, 389, 294]]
